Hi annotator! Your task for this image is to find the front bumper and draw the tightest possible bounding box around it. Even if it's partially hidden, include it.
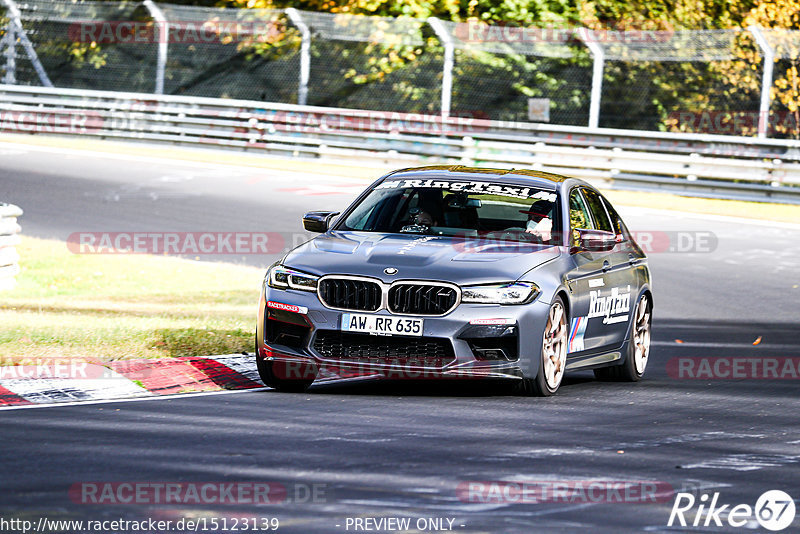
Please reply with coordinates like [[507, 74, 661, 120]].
[[256, 285, 551, 384]]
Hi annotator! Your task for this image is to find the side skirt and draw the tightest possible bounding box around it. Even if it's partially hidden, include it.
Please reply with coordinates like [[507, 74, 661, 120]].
[[565, 351, 621, 371]]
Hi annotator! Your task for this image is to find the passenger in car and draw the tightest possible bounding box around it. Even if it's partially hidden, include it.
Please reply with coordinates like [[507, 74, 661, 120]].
[[521, 200, 554, 242]]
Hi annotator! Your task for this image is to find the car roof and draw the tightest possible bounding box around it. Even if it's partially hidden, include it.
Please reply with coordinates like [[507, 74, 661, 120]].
[[382, 165, 586, 191]]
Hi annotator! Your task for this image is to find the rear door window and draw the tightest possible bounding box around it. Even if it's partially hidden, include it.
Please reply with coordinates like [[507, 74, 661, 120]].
[[581, 188, 613, 233], [600, 195, 631, 240]]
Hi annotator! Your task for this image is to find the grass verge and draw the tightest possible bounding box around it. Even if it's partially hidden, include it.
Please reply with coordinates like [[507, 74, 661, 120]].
[[0, 236, 263, 364]]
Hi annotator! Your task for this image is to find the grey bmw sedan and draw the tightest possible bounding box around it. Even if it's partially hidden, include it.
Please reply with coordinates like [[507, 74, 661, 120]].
[[256, 165, 653, 396]]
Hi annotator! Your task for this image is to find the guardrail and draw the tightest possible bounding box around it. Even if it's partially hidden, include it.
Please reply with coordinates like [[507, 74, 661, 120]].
[[1, 84, 800, 203], [0, 203, 22, 291]]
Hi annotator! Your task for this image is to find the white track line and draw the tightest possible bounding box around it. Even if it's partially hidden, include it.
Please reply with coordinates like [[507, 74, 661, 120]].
[[0, 386, 269, 411]]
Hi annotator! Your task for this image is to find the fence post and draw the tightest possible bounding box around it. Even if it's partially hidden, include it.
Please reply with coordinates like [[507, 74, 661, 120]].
[[577, 28, 604, 129], [285, 8, 310, 106], [748, 26, 774, 139], [0, 0, 52, 87], [427, 17, 453, 120], [1, 24, 15, 84], [143, 0, 168, 95], [0, 203, 22, 292]]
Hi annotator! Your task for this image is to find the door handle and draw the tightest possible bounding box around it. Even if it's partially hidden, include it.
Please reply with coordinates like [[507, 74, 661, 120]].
[[628, 254, 641, 265], [602, 260, 611, 272]]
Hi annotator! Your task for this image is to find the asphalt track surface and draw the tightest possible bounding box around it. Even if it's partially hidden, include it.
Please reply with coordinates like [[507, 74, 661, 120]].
[[1, 141, 799, 533]]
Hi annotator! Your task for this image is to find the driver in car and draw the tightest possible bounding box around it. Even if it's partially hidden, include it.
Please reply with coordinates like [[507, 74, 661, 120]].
[[413, 191, 443, 228], [521, 200, 554, 242]]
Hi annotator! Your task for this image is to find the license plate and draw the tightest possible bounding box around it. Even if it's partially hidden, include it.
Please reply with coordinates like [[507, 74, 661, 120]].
[[341, 313, 423, 337]]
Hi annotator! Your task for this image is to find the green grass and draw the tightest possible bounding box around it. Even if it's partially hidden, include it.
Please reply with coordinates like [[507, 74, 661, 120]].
[[0, 236, 264, 364]]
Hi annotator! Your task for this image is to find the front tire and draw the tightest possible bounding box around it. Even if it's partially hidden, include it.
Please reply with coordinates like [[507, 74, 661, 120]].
[[515, 296, 568, 396], [256, 356, 315, 392], [594, 293, 651, 382]]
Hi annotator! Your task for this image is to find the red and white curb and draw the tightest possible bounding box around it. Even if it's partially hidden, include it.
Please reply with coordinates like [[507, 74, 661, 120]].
[[0, 354, 264, 407]]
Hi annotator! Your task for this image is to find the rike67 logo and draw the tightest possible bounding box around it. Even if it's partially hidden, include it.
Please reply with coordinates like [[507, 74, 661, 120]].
[[669, 490, 796, 531]]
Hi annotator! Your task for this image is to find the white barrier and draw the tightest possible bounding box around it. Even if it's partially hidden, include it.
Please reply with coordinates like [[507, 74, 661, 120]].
[[1, 84, 799, 202], [0, 203, 22, 291]]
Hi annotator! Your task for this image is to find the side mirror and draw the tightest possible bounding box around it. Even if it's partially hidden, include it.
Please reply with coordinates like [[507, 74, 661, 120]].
[[302, 211, 340, 233], [574, 229, 617, 253]]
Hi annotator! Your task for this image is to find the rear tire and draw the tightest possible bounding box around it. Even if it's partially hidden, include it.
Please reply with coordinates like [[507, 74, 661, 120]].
[[515, 296, 568, 396], [594, 293, 651, 382]]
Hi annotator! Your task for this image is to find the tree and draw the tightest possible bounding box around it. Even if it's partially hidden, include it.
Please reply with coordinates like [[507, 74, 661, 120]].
[[742, 0, 800, 137]]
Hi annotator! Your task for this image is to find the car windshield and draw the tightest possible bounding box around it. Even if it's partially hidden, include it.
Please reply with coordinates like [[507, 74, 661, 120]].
[[339, 179, 561, 244]]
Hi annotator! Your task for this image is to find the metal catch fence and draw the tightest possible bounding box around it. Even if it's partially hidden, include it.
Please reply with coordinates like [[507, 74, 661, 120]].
[[1, 1, 799, 139]]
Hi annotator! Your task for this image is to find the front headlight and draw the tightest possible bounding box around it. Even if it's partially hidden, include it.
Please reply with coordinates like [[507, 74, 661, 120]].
[[461, 282, 540, 305], [267, 264, 319, 292]]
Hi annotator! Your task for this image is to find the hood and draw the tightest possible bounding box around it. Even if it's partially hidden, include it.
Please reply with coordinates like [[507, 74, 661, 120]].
[[283, 231, 561, 285]]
